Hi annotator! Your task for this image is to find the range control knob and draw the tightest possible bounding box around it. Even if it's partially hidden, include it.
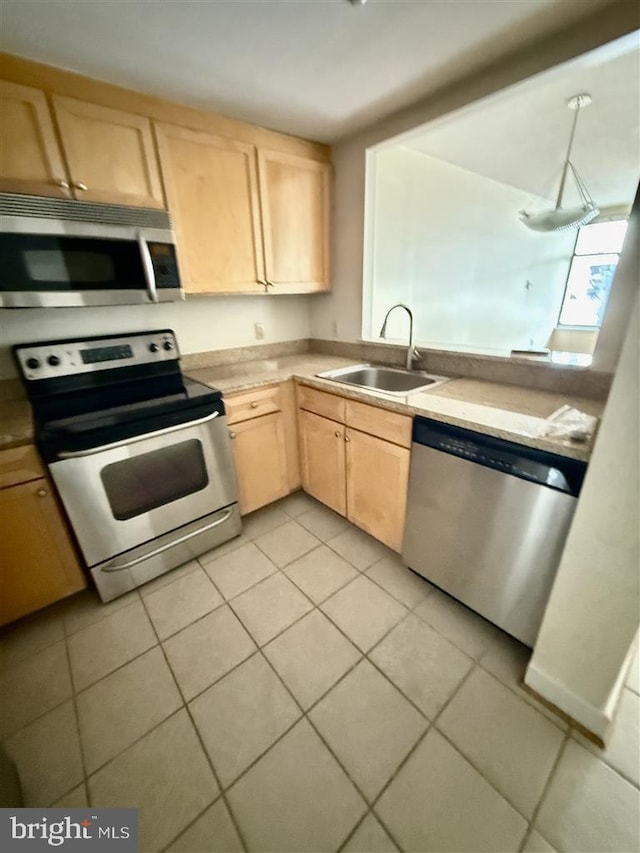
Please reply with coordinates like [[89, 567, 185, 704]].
[[149, 343, 160, 353], [47, 355, 61, 367], [163, 340, 174, 351], [26, 357, 40, 370]]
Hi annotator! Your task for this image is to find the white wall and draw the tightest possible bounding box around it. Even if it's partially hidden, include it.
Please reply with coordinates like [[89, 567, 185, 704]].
[[366, 148, 575, 354], [525, 211, 639, 739], [311, 5, 639, 370], [0, 294, 311, 380]]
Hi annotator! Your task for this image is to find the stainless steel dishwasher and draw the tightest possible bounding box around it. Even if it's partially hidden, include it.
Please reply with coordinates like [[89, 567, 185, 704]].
[[402, 417, 587, 646]]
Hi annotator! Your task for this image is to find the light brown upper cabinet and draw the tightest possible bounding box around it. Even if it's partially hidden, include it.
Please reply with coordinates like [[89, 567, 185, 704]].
[[258, 149, 331, 293], [51, 95, 165, 207], [0, 80, 71, 197], [155, 123, 265, 293]]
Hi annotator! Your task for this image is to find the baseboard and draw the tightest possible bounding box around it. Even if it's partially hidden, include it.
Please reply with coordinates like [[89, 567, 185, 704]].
[[524, 663, 610, 744]]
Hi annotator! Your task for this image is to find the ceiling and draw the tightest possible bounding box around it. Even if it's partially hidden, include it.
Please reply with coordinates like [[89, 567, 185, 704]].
[[401, 36, 640, 209], [0, 0, 616, 142]]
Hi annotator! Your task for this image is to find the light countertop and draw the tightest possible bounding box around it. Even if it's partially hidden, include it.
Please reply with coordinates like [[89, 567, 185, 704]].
[[0, 401, 34, 451], [188, 354, 604, 462], [0, 354, 604, 459]]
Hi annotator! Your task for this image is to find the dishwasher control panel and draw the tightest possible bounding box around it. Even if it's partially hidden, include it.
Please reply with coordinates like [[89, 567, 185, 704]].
[[412, 417, 586, 496]]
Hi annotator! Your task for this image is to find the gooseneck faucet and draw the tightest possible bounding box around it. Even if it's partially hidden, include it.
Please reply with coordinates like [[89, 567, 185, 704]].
[[378, 303, 421, 370]]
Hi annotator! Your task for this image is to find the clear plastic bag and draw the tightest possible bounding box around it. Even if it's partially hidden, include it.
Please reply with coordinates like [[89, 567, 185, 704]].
[[540, 404, 598, 442]]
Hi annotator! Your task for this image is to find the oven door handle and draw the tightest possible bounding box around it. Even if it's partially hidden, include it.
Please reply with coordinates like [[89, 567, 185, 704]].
[[99, 507, 235, 572], [138, 233, 158, 303], [57, 410, 220, 459]]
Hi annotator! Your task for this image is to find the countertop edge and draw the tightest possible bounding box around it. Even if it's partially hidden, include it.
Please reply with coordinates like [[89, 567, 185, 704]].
[[1, 358, 597, 462], [291, 375, 593, 462]]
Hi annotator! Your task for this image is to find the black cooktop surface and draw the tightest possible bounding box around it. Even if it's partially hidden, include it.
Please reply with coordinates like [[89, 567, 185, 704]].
[[35, 376, 225, 460]]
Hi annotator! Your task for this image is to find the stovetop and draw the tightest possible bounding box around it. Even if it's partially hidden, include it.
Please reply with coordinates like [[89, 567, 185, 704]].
[[13, 329, 225, 459]]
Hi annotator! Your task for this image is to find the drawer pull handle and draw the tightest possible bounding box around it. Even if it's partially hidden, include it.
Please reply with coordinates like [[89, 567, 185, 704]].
[[250, 401, 259, 409], [36, 488, 48, 497], [229, 431, 236, 440]]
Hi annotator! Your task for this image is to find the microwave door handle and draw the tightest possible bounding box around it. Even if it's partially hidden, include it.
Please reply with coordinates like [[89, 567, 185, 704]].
[[138, 234, 158, 302], [57, 410, 219, 459]]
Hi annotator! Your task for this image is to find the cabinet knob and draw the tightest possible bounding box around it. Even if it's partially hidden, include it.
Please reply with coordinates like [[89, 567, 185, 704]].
[[250, 401, 259, 409], [334, 430, 341, 438], [36, 488, 48, 497], [229, 431, 236, 440], [54, 178, 70, 189], [73, 181, 88, 192], [344, 435, 351, 443]]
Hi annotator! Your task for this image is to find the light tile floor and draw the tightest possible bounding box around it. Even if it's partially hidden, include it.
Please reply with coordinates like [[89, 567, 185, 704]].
[[1, 492, 639, 853]]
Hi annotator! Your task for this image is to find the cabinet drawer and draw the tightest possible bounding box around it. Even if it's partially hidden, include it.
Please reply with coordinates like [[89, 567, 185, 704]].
[[346, 400, 412, 448], [297, 384, 345, 423], [225, 385, 281, 425], [0, 444, 46, 489]]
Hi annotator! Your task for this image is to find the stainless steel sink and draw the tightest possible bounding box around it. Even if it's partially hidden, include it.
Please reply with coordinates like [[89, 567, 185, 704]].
[[316, 364, 449, 395]]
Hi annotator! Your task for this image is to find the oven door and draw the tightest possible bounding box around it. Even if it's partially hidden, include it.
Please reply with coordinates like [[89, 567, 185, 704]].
[[48, 410, 237, 567]]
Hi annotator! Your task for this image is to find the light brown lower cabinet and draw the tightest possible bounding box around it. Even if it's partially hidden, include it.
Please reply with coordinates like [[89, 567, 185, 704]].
[[225, 381, 299, 515], [297, 386, 411, 552], [345, 428, 410, 553], [0, 445, 86, 626], [229, 412, 288, 515], [298, 409, 346, 516]]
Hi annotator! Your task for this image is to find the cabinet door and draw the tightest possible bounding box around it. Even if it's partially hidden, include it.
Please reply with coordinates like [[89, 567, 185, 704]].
[[298, 410, 345, 515], [346, 428, 410, 552], [258, 150, 330, 293], [0, 478, 86, 626], [0, 80, 71, 198], [155, 122, 265, 293], [52, 95, 165, 207], [230, 413, 288, 515]]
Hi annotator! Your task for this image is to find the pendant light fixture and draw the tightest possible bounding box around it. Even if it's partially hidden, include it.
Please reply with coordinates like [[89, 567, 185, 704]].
[[520, 94, 599, 233]]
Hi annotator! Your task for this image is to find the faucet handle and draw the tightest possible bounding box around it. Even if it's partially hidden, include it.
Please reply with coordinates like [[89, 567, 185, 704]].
[[411, 346, 421, 363]]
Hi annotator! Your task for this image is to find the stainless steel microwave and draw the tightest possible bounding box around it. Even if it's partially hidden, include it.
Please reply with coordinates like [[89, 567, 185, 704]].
[[0, 193, 184, 308]]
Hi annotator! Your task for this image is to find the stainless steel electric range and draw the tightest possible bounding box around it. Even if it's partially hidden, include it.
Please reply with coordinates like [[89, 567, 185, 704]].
[[14, 330, 240, 601]]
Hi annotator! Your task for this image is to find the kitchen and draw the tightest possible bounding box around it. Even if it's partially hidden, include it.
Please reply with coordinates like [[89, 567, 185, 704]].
[[0, 1, 639, 852]]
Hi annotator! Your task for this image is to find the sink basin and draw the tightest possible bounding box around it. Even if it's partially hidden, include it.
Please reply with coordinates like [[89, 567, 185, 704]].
[[316, 364, 449, 395]]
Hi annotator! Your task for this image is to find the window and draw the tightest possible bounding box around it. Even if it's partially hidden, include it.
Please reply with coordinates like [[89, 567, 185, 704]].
[[558, 219, 628, 328]]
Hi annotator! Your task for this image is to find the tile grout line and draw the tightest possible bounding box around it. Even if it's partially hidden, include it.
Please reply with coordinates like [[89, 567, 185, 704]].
[[335, 809, 376, 853], [420, 664, 568, 834], [135, 591, 251, 853], [3, 496, 633, 845], [216, 559, 455, 851], [218, 579, 430, 829], [63, 591, 142, 640], [474, 656, 569, 733], [517, 731, 571, 852], [51, 636, 89, 808], [0, 571, 592, 823], [1, 521, 454, 786]]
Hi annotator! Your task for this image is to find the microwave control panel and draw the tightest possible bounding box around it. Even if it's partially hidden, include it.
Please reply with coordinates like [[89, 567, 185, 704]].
[[14, 330, 179, 381]]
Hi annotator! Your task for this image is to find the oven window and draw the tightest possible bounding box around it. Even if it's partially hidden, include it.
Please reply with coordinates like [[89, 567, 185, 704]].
[[100, 439, 209, 521]]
